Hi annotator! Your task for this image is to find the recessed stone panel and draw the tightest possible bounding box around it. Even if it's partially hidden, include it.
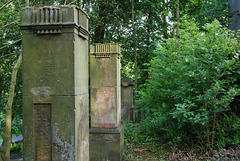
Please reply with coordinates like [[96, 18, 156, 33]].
[[35, 104, 52, 161]]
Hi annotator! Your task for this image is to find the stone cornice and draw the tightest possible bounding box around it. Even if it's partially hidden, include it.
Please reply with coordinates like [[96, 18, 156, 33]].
[[90, 43, 121, 58], [20, 5, 89, 39]]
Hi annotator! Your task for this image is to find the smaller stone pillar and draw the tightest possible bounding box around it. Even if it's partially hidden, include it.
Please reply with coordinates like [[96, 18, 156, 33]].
[[121, 78, 135, 123], [89, 44, 124, 161], [229, 0, 240, 31]]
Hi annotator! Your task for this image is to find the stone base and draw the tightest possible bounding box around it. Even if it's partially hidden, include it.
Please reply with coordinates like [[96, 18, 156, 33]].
[[89, 125, 124, 161]]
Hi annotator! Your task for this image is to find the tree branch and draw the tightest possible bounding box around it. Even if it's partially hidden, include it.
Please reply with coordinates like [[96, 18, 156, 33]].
[[69, 0, 77, 5], [0, 0, 12, 11], [0, 19, 20, 31], [0, 39, 21, 51], [0, 52, 19, 60]]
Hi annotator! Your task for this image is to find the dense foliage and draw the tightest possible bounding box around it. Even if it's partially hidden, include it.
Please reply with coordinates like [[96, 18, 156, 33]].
[[138, 20, 240, 150]]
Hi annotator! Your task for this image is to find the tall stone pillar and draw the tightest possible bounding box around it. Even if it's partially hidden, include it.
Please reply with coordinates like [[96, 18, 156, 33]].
[[89, 44, 124, 161], [121, 78, 135, 123], [20, 6, 89, 161]]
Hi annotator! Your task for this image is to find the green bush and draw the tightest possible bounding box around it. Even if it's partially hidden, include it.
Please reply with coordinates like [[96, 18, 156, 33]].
[[10, 142, 23, 154], [138, 19, 240, 150], [216, 113, 240, 147], [123, 123, 143, 160]]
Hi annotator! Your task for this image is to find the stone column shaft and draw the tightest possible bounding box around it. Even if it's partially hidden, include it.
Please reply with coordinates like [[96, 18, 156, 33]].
[[90, 44, 121, 128]]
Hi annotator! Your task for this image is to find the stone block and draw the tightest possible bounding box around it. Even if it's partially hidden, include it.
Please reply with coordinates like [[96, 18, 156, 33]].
[[90, 56, 117, 88], [121, 106, 130, 124], [89, 125, 124, 161], [91, 87, 121, 128], [121, 78, 135, 123]]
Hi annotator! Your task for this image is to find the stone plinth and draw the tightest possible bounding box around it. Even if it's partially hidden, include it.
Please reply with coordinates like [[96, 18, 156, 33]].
[[20, 5, 89, 161], [89, 43, 123, 161], [90, 125, 124, 161], [121, 78, 135, 123]]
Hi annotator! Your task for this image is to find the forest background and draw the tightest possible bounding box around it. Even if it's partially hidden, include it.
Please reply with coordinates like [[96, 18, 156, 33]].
[[1, 0, 240, 160]]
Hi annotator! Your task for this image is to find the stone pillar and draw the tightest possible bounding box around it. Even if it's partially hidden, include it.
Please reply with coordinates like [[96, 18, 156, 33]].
[[89, 43, 124, 161], [20, 6, 89, 161], [121, 78, 135, 123], [229, 0, 240, 31]]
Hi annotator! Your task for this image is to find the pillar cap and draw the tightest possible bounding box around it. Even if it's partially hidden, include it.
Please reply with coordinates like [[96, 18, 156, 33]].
[[20, 5, 89, 38], [90, 43, 121, 58], [121, 78, 134, 87]]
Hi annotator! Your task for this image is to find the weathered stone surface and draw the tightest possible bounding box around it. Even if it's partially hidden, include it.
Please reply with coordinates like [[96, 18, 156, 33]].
[[89, 45, 120, 88], [89, 125, 124, 161], [91, 87, 120, 128], [21, 5, 89, 161], [21, 6, 89, 38], [35, 104, 52, 161], [121, 106, 130, 124], [121, 78, 135, 123], [90, 44, 121, 128]]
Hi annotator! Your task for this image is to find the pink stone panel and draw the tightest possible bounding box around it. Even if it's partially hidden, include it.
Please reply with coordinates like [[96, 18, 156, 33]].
[[91, 87, 120, 128]]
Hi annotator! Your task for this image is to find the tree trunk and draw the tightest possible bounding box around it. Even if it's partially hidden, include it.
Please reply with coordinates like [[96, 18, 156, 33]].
[[0, 54, 22, 161], [176, 0, 179, 37], [94, 1, 108, 43], [163, 0, 169, 39], [25, 0, 29, 6], [132, 0, 138, 111]]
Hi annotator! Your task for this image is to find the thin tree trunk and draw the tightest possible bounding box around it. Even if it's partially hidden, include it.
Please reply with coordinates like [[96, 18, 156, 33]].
[[207, 120, 210, 151], [82, 0, 86, 8], [211, 111, 216, 148], [0, 0, 12, 11], [132, 1, 137, 89], [25, 0, 29, 6], [176, 0, 179, 37], [132, 0, 138, 116], [163, 14, 168, 39], [163, 0, 169, 39], [0, 54, 22, 161]]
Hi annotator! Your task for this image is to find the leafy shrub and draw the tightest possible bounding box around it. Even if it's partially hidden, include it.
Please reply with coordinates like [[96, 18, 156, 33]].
[[123, 123, 143, 160], [138, 19, 240, 150], [10, 142, 23, 154], [215, 113, 240, 147], [123, 123, 144, 147]]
